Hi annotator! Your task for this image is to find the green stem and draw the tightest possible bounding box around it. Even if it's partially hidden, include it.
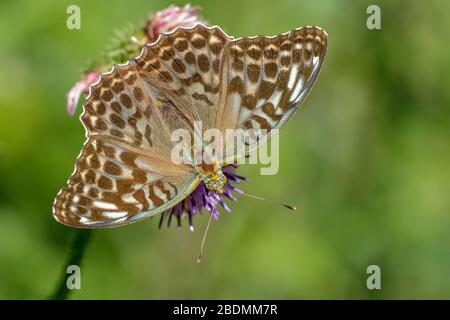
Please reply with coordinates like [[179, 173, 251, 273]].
[[50, 229, 93, 300]]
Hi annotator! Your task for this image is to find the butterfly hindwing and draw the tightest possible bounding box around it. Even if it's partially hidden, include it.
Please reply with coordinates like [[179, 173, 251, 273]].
[[53, 136, 199, 228], [216, 26, 328, 163]]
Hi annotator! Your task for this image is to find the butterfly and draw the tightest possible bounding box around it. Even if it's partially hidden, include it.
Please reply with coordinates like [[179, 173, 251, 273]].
[[53, 24, 328, 228]]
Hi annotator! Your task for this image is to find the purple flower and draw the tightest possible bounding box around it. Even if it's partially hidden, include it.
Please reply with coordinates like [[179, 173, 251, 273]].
[[159, 164, 247, 231]]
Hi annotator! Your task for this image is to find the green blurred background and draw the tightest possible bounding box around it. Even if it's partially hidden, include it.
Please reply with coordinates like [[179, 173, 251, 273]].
[[0, 0, 449, 299]]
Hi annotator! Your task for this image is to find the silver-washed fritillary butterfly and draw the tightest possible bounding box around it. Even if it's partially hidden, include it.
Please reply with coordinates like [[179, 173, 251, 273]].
[[53, 24, 328, 228]]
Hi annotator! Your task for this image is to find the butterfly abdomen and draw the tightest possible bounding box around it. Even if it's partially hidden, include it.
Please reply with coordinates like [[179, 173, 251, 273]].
[[197, 161, 227, 193]]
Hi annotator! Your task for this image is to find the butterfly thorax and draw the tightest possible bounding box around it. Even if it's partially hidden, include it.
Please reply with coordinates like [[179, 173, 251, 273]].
[[197, 162, 227, 194]]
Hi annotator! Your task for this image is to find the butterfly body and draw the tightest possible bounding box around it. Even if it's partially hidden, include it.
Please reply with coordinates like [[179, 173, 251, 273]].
[[197, 162, 227, 193], [53, 24, 328, 228]]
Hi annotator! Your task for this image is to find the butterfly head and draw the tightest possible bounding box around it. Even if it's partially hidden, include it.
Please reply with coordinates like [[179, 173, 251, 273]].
[[198, 162, 227, 194]]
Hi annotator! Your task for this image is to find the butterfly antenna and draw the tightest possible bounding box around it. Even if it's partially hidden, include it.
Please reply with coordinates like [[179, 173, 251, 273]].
[[240, 191, 297, 210], [196, 214, 214, 263]]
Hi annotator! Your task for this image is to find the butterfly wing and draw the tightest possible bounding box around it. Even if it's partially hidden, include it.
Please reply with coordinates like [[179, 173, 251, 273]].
[[53, 137, 200, 228], [53, 60, 201, 228], [53, 135, 200, 228], [215, 26, 328, 164], [136, 24, 231, 130], [136, 24, 327, 164], [82, 61, 197, 155]]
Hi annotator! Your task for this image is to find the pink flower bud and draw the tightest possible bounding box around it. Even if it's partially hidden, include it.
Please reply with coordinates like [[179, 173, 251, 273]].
[[66, 71, 99, 116]]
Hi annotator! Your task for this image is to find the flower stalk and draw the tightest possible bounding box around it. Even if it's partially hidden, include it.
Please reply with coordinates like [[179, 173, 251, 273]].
[[50, 229, 92, 299]]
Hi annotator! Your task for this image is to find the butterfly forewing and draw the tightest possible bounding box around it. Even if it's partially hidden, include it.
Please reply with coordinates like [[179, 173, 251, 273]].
[[135, 25, 231, 130], [216, 26, 328, 164]]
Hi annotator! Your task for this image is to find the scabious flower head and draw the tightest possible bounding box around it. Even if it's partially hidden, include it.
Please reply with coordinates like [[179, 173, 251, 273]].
[[159, 165, 247, 231], [146, 4, 206, 42], [66, 4, 206, 116]]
